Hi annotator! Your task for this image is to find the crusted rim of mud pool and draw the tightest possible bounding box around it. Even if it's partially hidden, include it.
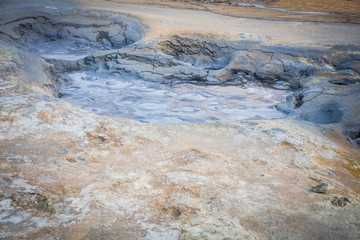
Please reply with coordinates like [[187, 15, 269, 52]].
[[0, 8, 144, 60]]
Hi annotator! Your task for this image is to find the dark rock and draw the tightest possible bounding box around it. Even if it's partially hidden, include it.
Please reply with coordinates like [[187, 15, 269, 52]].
[[311, 183, 334, 194], [346, 128, 360, 148], [11, 192, 55, 213], [331, 196, 351, 207]]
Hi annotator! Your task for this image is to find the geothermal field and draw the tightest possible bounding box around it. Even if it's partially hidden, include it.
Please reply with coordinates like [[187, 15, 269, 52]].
[[0, 0, 360, 239]]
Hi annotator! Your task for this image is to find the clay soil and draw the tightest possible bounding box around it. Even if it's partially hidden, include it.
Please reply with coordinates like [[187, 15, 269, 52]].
[[83, 0, 360, 23]]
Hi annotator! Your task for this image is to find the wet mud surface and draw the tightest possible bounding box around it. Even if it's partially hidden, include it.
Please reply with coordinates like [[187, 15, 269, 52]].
[[61, 71, 288, 123]]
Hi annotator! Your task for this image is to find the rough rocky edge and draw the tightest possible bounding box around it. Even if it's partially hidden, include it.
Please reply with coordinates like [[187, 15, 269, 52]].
[[0, 0, 360, 239]]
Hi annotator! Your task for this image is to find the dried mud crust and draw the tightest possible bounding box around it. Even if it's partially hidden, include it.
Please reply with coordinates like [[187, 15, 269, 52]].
[[0, 87, 360, 238], [263, 0, 360, 14], [174, 0, 360, 15], [158, 35, 232, 70], [0, 9, 143, 58], [0, 1, 360, 239], [80, 35, 360, 84], [102, 0, 360, 24]]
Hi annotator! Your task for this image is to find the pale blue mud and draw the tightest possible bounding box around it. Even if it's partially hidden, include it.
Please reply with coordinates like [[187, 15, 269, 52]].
[[60, 71, 289, 123]]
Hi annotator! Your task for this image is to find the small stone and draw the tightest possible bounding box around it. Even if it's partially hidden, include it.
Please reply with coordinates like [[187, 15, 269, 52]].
[[65, 156, 76, 163], [331, 196, 351, 207], [57, 29, 69, 39], [311, 183, 334, 194]]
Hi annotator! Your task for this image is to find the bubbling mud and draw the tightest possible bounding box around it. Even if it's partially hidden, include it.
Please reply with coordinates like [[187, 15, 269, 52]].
[[60, 71, 289, 123]]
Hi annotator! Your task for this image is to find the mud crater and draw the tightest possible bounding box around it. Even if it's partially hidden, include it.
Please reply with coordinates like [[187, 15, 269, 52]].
[[2, 11, 321, 124], [1, 15, 292, 123], [0, 13, 142, 60]]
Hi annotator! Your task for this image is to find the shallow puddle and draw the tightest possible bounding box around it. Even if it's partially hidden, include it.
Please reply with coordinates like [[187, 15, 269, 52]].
[[60, 71, 289, 123]]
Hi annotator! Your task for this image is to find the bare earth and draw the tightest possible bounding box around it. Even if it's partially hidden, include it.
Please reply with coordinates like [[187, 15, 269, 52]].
[[0, 0, 360, 239], [90, 0, 360, 23]]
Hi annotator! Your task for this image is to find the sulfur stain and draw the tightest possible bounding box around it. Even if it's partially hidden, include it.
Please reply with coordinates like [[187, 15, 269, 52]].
[[336, 151, 346, 157], [325, 129, 360, 177], [38, 110, 54, 122], [280, 141, 299, 151], [321, 145, 329, 150], [339, 157, 360, 177], [313, 155, 332, 169]]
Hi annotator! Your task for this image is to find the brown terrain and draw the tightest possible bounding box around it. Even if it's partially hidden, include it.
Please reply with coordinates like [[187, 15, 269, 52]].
[[92, 0, 360, 23], [0, 0, 359, 239]]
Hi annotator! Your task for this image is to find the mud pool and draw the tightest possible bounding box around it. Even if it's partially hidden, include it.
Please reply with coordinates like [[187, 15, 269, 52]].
[[26, 39, 113, 61], [20, 25, 289, 124], [0, 8, 301, 124], [60, 71, 289, 123]]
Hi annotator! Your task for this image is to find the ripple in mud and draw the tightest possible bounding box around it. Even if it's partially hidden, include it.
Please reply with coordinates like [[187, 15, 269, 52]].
[[60, 72, 289, 123]]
